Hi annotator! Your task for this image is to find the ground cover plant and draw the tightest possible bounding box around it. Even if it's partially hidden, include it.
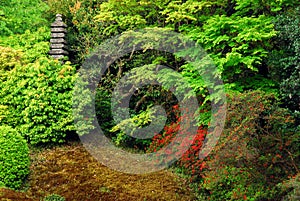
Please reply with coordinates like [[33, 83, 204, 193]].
[[0, 0, 299, 200]]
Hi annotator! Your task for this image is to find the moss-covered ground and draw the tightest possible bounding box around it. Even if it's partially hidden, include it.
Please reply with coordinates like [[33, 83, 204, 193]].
[[0, 141, 195, 200]]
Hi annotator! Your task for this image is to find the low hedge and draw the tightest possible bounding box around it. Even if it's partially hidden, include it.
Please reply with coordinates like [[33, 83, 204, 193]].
[[0, 125, 30, 189]]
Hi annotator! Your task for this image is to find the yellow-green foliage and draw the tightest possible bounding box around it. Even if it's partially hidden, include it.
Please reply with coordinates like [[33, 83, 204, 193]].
[[0, 58, 77, 144], [0, 46, 23, 71], [0, 105, 9, 122], [0, 27, 50, 63]]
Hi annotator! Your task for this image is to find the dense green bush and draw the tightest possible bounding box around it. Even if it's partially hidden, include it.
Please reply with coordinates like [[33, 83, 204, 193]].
[[268, 8, 300, 122], [0, 125, 30, 189], [0, 58, 77, 144], [0, 26, 51, 63]]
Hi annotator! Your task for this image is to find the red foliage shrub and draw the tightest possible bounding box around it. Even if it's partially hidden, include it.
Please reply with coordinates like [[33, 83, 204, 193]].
[[148, 105, 207, 179]]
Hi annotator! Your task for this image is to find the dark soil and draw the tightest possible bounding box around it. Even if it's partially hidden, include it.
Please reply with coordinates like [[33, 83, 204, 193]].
[[0, 142, 195, 201]]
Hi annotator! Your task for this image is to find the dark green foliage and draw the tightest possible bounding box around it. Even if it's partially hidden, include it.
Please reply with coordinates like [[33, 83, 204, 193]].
[[231, 0, 300, 16], [268, 8, 300, 120], [0, 126, 30, 189]]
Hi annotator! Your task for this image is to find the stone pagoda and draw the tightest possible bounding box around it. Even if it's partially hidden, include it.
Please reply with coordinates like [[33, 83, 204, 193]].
[[49, 14, 68, 59]]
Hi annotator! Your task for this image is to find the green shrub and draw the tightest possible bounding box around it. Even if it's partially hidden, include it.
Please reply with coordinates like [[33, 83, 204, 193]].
[[0, 58, 77, 145], [0, 125, 30, 189], [0, 27, 51, 63], [43, 194, 66, 201]]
